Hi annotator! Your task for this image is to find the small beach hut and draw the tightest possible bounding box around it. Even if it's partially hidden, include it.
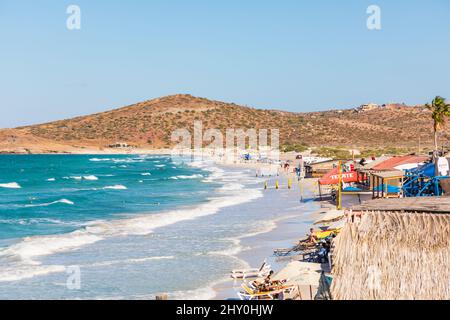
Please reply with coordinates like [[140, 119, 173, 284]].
[[331, 197, 450, 300], [370, 170, 404, 199], [305, 159, 341, 178]]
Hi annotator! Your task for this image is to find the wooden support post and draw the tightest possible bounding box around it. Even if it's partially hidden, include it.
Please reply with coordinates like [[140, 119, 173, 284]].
[[337, 161, 342, 210]]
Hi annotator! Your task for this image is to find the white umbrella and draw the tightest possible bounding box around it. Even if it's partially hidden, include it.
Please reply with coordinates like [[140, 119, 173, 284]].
[[273, 261, 322, 286], [314, 210, 345, 225]]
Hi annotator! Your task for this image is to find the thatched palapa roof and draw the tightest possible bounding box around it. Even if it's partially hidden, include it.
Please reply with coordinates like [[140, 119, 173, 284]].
[[331, 199, 450, 300]]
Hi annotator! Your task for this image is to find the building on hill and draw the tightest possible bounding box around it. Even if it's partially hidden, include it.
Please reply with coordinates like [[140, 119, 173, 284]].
[[357, 103, 379, 112], [108, 142, 134, 149], [381, 103, 407, 110]]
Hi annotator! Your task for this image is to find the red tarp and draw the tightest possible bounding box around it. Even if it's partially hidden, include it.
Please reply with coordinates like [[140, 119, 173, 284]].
[[319, 167, 359, 185], [372, 155, 429, 170]]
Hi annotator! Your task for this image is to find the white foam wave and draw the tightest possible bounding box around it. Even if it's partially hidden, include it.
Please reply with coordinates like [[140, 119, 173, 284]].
[[219, 183, 244, 192], [0, 162, 262, 283], [63, 175, 101, 181], [141, 173, 152, 176], [167, 275, 236, 301], [168, 285, 218, 301], [47, 178, 56, 182], [0, 231, 103, 275], [63, 176, 82, 180], [209, 238, 249, 257], [0, 264, 66, 282], [90, 157, 145, 164], [2, 182, 261, 260], [0, 218, 82, 227], [87, 256, 174, 268], [89, 158, 112, 162], [23, 199, 74, 208], [170, 174, 203, 180], [103, 185, 127, 190], [0, 182, 21, 189], [83, 175, 98, 181]]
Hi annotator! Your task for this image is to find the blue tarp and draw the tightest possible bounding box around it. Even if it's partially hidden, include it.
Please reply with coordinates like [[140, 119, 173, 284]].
[[343, 187, 363, 192], [373, 184, 400, 193], [407, 162, 435, 178]]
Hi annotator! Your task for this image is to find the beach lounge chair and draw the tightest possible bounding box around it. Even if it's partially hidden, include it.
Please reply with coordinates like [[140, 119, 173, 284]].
[[231, 260, 271, 279], [237, 283, 299, 300], [314, 228, 341, 240]]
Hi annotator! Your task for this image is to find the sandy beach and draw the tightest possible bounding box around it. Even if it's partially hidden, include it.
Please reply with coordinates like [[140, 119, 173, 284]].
[[210, 170, 325, 300]]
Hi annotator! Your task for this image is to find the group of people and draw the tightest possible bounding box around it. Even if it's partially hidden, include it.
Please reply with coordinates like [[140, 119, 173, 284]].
[[252, 270, 286, 293], [306, 228, 335, 263], [281, 155, 304, 180]]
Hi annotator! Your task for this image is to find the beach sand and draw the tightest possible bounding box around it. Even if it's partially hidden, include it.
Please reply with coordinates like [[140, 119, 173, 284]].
[[211, 173, 326, 300]]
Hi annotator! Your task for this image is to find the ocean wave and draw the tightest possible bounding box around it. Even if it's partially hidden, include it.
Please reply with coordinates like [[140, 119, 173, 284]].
[[99, 279, 223, 300], [0, 232, 103, 262], [86, 256, 174, 268], [89, 158, 112, 162], [167, 276, 235, 300], [169, 174, 203, 180], [90, 157, 145, 164], [63, 175, 99, 181], [66, 176, 82, 180], [208, 238, 249, 257], [83, 175, 98, 181], [168, 285, 218, 301], [0, 162, 263, 283], [141, 173, 152, 176], [23, 199, 75, 208], [0, 183, 262, 262], [0, 264, 66, 282], [0, 218, 82, 227], [103, 185, 127, 190], [0, 182, 21, 189], [46, 178, 56, 182], [218, 183, 244, 192]]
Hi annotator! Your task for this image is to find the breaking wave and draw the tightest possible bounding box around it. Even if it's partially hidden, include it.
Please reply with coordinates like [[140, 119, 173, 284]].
[[0, 182, 21, 189]]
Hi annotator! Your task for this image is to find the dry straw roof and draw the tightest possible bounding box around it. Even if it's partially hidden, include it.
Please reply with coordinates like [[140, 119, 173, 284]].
[[331, 202, 450, 300], [352, 197, 450, 213]]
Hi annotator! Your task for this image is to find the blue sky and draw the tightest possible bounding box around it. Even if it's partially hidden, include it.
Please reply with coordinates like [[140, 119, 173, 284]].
[[0, 0, 449, 128]]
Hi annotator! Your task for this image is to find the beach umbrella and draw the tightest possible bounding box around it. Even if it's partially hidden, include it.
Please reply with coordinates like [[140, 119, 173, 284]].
[[314, 210, 345, 225], [272, 261, 323, 287]]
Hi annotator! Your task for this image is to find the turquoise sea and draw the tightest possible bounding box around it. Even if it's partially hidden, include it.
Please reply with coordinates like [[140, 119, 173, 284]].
[[0, 154, 271, 299]]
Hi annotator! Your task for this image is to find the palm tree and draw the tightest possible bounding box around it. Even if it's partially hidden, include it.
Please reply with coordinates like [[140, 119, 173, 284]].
[[426, 96, 450, 153]]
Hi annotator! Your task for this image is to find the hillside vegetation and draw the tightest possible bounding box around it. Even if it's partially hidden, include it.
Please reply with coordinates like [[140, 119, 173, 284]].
[[0, 94, 446, 154]]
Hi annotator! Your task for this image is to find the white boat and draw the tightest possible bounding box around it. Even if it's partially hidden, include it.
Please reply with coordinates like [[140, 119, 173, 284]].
[[231, 261, 271, 280]]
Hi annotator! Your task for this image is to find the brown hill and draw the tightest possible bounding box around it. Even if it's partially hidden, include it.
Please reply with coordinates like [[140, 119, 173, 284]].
[[0, 94, 446, 154]]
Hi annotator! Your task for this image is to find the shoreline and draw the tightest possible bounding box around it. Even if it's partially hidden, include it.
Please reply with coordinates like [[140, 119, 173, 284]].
[[210, 173, 324, 300], [0, 154, 329, 299]]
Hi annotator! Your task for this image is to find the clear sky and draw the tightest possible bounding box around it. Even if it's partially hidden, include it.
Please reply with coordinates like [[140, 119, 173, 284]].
[[0, 0, 449, 128]]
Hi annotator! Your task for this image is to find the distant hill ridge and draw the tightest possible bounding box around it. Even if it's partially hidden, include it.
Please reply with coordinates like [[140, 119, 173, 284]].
[[0, 94, 445, 154]]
